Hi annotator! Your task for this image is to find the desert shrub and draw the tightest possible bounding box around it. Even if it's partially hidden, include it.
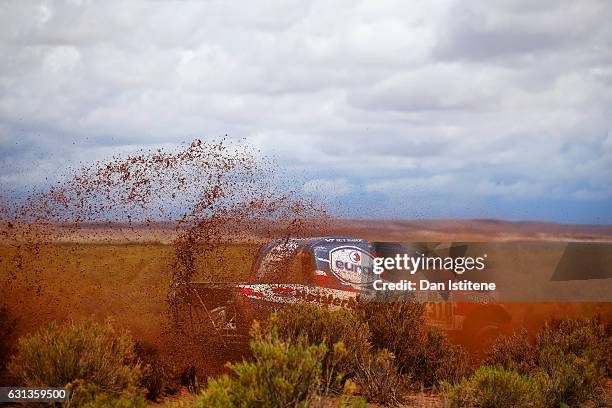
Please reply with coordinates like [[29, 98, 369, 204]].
[[178, 366, 200, 394], [336, 396, 367, 408], [185, 375, 234, 408], [535, 347, 604, 408], [8, 319, 142, 402], [354, 349, 404, 406], [480, 317, 610, 407], [67, 380, 147, 408], [418, 329, 473, 388], [336, 380, 368, 408], [271, 304, 372, 392], [134, 341, 171, 401], [0, 304, 18, 379], [356, 301, 425, 355], [194, 322, 326, 408], [535, 316, 611, 376], [591, 383, 612, 408], [357, 301, 472, 388], [484, 329, 537, 375], [442, 366, 539, 408]]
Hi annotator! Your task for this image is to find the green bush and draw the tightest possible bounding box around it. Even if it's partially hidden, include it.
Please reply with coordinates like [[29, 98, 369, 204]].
[[337, 380, 368, 408], [357, 301, 472, 388], [485, 329, 537, 375], [194, 322, 326, 408], [527, 317, 609, 407], [535, 316, 611, 376], [337, 396, 368, 408], [443, 366, 539, 408], [183, 375, 234, 408], [67, 380, 147, 408], [8, 319, 143, 402], [479, 317, 610, 407], [271, 304, 372, 392], [535, 347, 603, 408], [354, 349, 403, 406]]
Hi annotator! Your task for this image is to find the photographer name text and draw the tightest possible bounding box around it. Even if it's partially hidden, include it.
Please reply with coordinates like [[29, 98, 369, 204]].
[[372, 279, 496, 292]]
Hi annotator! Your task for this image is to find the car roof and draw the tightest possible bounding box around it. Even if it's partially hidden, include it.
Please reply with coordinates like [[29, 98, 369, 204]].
[[261, 236, 368, 254], [251, 236, 369, 280]]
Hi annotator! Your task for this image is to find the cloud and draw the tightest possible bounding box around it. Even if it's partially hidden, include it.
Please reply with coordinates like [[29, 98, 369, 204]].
[[348, 64, 504, 112], [433, 0, 612, 62], [303, 178, 355, 196], [0, 0, 611, 223]]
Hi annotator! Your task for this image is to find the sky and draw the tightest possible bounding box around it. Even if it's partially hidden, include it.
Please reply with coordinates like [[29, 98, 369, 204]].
[[1, 0, 611, 223]]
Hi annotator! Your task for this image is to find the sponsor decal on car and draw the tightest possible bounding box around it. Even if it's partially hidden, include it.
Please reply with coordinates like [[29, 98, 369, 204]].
[[236, 284, 360, 308], [329, 246, 376, 286]]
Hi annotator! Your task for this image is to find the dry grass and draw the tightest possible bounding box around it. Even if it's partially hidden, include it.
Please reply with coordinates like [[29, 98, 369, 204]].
[[1, 243, 173, 339], [0, 242, 257, 339], [8, 319, 142, 400]]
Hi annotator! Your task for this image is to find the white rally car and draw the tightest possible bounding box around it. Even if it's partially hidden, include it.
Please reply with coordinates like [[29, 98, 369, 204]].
[[173, 237, 510, 349]]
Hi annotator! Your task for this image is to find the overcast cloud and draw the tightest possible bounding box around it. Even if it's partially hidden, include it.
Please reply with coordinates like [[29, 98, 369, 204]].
[[1, 0, 611, 223]]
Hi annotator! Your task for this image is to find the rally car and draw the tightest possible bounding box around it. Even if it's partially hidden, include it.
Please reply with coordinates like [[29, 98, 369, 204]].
[[174, 237, 511, 349]]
